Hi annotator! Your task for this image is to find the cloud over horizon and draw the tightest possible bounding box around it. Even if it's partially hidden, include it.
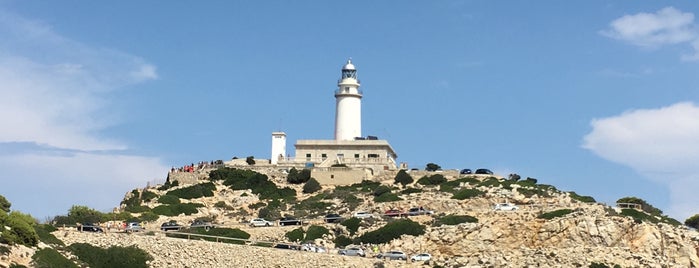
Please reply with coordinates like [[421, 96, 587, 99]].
[[0, 8, 167, 217], [601, 7, 699, 61], [583, 102, 699, 220]]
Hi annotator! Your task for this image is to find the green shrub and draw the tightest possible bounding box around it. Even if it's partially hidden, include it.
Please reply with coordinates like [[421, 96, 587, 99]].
[[394, 170, 414, 186], [337, 180, 381, 192], [140, 191, 158, 202], [373, 185, 391, 196], [248, 202, 266, 210], [451, 188, 484, 200], [538, 209, 574, 220], [32, 248, 77, 268], [685, 214, 699, 229], [68, 243, 152, 268], [138, 211, 159, 222], [287, 168, 312, 184], [374, 193, 402, 202], [157, 179, 178, 191], [167, 182, 216, 199], [33, 224, 63, 246], [341, 217, 361, 236], [0, 195, 10, 212], [425, 163, 441, 171], [246, 156, 255, 165], [158, 194, 180, 204], [616, 197, 662, 216], [305, 225, 330, 241], [64, 205, 103, 225], [400, 188, 422, 195], [0, 245, 9, 255], [358, 219, 425, 244], [417, 174, 447, 185], [210, 167, 296, 201], [569, 192, 596, 203], [303, 178, 322, 193], [0, 211, 39, 246], [151, 203, 203, 216], [477, 177, 501, 187], [285, 227, 304, 242], [334, 235, 353, 248], [435, 215, 478, 226]]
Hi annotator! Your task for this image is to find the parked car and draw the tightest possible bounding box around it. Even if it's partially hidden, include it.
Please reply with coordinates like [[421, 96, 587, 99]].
[[408, 207, 434, 216], [125, 222, 143, 233], [475, 168, 493, 175], [301, 243, 326, 253], [494, 203, 519, 211], [160, 221, 182, 231], [384, 209, 406, 218], [249, 218, 273, 227], [190, 220, 214, 230], [78, 223, 103, 232], [324, 213, 343, 223], [352, 211, 374, 219], [338, 247, 365, 257], [460, 169, 472, 174], [411, 253, 432, 262], [377, 250, 407, 260], [274, 243, 301, 250], [279, 217, 302, 226]]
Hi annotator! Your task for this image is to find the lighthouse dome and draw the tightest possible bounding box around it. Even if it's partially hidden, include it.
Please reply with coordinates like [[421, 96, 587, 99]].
[[342, 59, 355, 70]]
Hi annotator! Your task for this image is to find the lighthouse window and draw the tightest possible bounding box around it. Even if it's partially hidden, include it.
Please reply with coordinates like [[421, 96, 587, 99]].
[[368, 154, 379, 158], [354, 154, 360, 159], [344, 87, 349, 92], [306, 153, 311, 161], [321, 153, 327, 160]]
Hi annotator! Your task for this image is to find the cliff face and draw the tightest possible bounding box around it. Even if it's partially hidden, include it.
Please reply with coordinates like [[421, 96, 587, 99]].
[[76, 168, 699, 267]]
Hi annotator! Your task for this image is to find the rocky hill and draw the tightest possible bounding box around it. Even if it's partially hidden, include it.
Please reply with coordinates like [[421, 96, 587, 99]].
[[5, 165, 699, 267]]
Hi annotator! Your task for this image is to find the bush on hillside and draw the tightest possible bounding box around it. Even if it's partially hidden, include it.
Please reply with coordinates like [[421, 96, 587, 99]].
[[334, 235, 353, 248], [374, 193, 402, 202], [538, 209, 574, 220], [341, 217, 361, 236], [400, 187, 422, 195], [59, 205, 103, 224], [209, 167, 296, 201], [305, 225, 330, 241], [246, 156, 255, 165], [34, 224, 63, 246], [358, 219, 425, 244], [303, 178, 322, 193], [417, 174, 447, 186], [569, 192, 596, 203], [32, 248, 77, 268], [394, 170, 413, 186], [157, 194, 181, 204], [685, 214, 699, 229], [425, 163, 441, 171], [435, 215, 478, 226], [68, 243, 152, 268], [0, 195, 10, 212], [287, 168, 312, 184], [0, 211, 39, 247], [167, 182, 216, 199], [451, 188, 484, 200], [476, 177, 501, 187], [285, 227, 305, 242], [157, 179, 179, 191], [151, 203, 203, 216], [373, 186, 391, 197]]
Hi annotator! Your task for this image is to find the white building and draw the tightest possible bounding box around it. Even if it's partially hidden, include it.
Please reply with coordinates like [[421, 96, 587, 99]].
[[274, 59, 399, 184]]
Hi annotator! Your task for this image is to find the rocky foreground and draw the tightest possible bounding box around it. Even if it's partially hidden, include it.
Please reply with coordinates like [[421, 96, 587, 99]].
[[55, 230, 420, 268]]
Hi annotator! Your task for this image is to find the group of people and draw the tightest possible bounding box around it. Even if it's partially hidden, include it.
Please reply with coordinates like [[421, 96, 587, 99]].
[[170, 160, 223, 173]]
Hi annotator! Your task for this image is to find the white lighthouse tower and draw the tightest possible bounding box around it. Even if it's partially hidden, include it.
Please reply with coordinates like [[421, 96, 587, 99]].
[[334, 59, 362, 141]]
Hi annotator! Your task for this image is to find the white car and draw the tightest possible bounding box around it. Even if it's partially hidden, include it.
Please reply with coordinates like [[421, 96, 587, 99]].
[[249, 218, 273, 227], [494, 203, 519, 211], [352, 211, 374, 219], [411, 253, 432, 262]]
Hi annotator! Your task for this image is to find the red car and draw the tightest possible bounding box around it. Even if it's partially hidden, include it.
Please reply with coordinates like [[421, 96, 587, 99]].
[[384, 209, 406, 217]]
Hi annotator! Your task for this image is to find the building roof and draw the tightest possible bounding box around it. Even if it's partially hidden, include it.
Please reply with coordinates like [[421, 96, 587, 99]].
[[295, 139, 397, 159]]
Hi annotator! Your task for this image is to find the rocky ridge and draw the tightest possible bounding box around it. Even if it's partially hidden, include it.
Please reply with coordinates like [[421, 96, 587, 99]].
[[52, 167, 699, 267]]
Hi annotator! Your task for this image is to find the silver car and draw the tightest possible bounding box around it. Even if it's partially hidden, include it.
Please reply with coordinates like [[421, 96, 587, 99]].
[[378, 250, 407, 260], [338, 247, 365, 257]]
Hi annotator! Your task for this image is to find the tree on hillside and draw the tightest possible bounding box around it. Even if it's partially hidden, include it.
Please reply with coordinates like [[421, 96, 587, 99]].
[[616, 197, 662, 216], [246, 156, 255, 165], [425, 163, 441, 171], [685, 214, 699, 229], [394, 170, 413, 186], [287, 168, 311, 184], [0, 195, 10, 212], [303, 178, 321, 194]]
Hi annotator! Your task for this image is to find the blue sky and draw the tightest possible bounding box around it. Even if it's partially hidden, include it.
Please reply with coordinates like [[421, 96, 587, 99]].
[[1, 1, 699, 221]]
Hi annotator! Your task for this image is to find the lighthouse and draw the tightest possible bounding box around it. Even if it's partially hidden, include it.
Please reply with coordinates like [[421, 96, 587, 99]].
[[334, 59, 362, 141]]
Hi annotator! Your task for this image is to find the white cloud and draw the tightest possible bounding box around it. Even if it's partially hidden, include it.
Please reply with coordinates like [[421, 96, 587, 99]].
[[601, 7, 699, 61], [583, 102, 699, 219], [0, 9, 167, 217]]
